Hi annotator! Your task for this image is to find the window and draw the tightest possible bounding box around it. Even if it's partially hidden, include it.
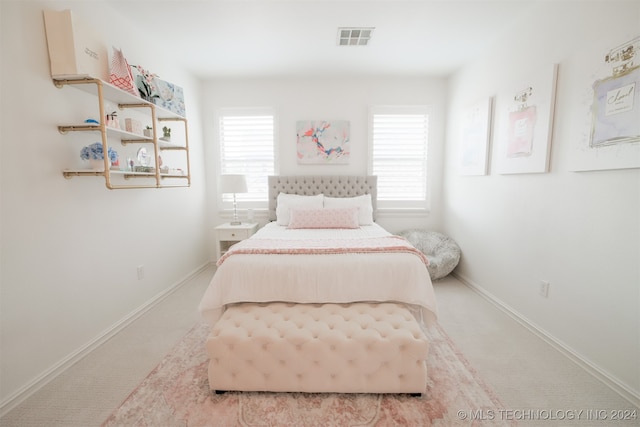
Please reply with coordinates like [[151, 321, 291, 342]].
[[369, 106, 430, 210], [218, 108, 276, 206]]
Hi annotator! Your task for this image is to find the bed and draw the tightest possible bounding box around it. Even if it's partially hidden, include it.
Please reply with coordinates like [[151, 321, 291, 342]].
[[198, 175, 438, 395]]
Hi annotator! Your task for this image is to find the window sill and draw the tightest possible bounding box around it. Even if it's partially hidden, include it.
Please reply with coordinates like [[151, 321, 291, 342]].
[[218, 208, 269, 221], [376, 208, 431, 218]]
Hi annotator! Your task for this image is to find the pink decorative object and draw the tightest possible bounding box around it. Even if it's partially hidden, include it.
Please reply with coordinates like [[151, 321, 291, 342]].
[[275, 193, 324, 225], [124, 118, 142, 135], [323, 194, 374, 225], [108, 47, 138, 97], [287, 207, 359, 229]]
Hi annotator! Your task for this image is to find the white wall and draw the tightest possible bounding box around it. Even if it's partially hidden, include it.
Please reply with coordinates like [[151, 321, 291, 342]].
[[203, 76, 447, 234], [0, 1, 208, 407], [4, 0, 635, 412], [444, 1, 640, 402]]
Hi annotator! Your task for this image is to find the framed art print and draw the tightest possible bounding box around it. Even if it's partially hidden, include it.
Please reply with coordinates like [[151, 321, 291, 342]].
[[459, 97, 492, 176], [494, 63, 558, 174], [566, 35, 640, 172], [296, 120, 350, 164]]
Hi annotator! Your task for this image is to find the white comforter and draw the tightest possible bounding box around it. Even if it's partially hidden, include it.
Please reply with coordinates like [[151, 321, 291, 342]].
[[198, 223, 438, 327]]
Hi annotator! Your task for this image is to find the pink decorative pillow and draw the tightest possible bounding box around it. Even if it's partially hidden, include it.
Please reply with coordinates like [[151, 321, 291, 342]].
[[276, 193, 324, 225], [287, 207, 360, 229], [324, 194, 374, 225]]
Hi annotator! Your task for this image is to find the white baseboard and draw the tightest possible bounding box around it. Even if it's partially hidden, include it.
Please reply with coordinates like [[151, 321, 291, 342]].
[[452, 272, 640, 409], [0, 262, 212, 417]]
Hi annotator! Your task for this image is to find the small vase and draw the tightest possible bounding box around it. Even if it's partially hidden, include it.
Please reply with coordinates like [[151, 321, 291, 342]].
[[89, 159, 105, 171]]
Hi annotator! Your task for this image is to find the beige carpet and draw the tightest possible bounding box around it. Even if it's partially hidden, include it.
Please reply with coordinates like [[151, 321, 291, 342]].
[[2, 267, 637, 426], [102, 321, 512, 426]]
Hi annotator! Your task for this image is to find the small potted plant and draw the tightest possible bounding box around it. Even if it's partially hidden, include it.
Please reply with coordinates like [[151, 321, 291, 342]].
[[80, 142, 118, 170], [161, 126, 171, 141], [143, 126, 153, 138]]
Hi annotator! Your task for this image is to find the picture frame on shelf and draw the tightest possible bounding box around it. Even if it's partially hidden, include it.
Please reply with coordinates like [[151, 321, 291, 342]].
[[153, 79, 186, 117]]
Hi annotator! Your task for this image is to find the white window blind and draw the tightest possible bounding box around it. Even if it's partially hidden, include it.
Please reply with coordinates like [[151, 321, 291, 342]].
[[219, 108, 276, 204], [369, 106, 429, 209]]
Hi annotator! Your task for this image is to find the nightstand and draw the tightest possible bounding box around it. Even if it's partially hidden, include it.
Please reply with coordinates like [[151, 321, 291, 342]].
[[215, 222, 259, 261]]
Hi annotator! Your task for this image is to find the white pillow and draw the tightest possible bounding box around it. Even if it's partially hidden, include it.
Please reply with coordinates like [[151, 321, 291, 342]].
[[276, 193, 324, 225], [323, 194, 374, 225]]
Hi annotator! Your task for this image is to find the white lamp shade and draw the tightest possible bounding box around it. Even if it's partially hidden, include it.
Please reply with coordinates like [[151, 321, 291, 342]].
[[220, 174, 248, 194]]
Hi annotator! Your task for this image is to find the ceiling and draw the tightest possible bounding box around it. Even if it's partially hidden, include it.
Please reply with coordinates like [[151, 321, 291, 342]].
[[106, 0, 539, 79]]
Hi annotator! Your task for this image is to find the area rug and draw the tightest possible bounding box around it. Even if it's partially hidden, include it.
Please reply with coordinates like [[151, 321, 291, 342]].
[[102, 321, 514, 426]]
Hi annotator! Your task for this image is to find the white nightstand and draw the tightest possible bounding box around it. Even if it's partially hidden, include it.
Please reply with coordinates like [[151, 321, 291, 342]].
[[215, 222, 259, 261]]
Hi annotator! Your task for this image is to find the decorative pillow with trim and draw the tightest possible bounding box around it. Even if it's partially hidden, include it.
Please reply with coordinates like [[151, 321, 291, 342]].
[[276, 193, 324, 225], [287, 207, 360, 229], [323, 194, 374, 225]]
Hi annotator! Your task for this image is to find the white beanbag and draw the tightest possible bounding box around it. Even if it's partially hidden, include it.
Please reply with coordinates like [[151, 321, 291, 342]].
[[399, 230, 461, 280]]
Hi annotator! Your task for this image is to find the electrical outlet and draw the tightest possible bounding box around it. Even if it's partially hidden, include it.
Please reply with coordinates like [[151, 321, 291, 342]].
[[137, 265, 145, 280], [539, 280, 550, 298]]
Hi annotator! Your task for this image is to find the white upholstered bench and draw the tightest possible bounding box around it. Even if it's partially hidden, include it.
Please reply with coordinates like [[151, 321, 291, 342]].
[[206, 302, 429, 395]]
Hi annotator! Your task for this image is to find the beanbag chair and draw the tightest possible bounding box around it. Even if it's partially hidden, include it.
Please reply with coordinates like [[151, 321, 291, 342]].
[[398, 230, 461, 280]]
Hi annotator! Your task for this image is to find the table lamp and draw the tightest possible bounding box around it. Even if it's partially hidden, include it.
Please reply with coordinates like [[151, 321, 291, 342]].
[[220, 174, 248, 225]]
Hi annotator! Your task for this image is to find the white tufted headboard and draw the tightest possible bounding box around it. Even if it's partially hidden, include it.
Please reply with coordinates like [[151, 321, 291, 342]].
[[268, 175, 377, 222]]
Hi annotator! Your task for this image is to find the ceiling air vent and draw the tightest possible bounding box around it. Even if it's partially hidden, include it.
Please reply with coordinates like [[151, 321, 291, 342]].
[[337, 27, 375, 46]]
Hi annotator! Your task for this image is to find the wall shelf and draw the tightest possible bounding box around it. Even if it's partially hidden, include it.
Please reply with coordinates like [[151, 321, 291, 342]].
[[54, 78, 191, 189]]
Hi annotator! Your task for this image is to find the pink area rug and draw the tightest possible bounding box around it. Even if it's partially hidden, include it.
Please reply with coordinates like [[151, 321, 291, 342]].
[[102, 322, 514, 426]]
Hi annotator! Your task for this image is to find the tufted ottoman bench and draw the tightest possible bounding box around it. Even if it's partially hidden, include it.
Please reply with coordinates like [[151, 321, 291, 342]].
[[206, 302, 429, 395]]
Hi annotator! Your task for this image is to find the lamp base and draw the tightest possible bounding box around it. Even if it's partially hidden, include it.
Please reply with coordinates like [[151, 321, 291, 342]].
[[230, 196, 242, 225]]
